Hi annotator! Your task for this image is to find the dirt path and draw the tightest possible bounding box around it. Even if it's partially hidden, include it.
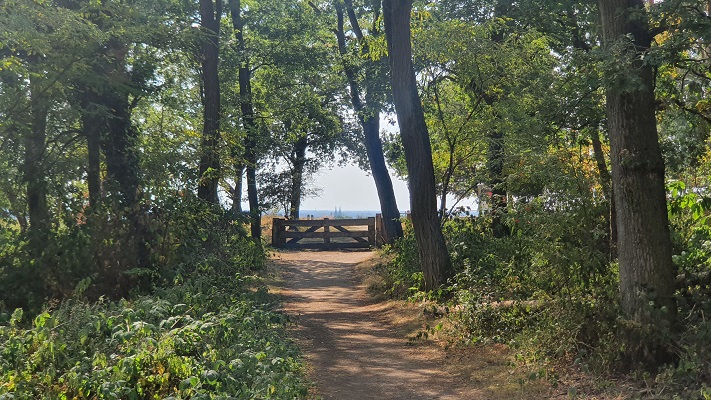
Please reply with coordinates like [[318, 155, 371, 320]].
[[272, 250, 506, 400]]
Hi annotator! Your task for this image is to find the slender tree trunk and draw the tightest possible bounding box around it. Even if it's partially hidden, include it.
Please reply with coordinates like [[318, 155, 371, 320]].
[[383, 0, 451, 290], [231, 163, 244, 214], [246, 163, 260, 238], [198, 0, 222, 204], [598, 0, 676, 365], [335, 3, 403, 243], [485, 9, 509, 237], [288, 135, 308, 221], [81, 96, 103, 209], [25, 77, 50, 240], [487, 128, 509, 237], [230, 0, 261, 239], [363, 115, 404, 241], [590, 128, 617, 258]]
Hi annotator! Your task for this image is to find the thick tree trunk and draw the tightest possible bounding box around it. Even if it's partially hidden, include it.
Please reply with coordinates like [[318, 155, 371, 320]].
[[198, 0, 222, 204], [103, 85, 140, 209], [598, 0, 676, 365], [230, 0, 261, 239], [288, 135, 308, 221], [335, 4, 403, 243], [25, 77, 50, 240], [383, 0, 452, 290]]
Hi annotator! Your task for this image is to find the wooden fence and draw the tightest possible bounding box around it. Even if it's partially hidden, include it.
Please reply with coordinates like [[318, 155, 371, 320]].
[[272, 216, 384, 249]]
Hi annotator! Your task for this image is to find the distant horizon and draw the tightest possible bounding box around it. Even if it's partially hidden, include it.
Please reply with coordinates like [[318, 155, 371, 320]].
[[269, 209, 398, 218]]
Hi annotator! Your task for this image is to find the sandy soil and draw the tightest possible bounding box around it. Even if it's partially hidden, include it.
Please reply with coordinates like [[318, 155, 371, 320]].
[[270, 250, 556, 400]]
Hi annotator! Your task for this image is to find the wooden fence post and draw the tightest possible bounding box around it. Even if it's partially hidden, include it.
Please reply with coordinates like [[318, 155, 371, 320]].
[[323, 218, 330, 249], [272, 218, 281, 247], [368, 216, 376, 247], [375, 213, 384, 247]]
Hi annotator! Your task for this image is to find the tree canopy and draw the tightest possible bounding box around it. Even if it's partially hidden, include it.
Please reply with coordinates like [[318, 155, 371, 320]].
[[4, 0, 711, 396]]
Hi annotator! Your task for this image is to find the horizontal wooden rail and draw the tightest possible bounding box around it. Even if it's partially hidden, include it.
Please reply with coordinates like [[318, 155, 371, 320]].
[[281, 230, 370, 238], [276, 218, 372, 227]]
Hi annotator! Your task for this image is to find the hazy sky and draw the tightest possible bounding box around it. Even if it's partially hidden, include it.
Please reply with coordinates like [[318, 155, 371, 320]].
[[301, 164, 410, 211]]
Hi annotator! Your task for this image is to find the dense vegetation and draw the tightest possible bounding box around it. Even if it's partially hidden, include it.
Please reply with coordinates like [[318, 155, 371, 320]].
[[3, 0, 711, 397], [377, 1, 711, 396]]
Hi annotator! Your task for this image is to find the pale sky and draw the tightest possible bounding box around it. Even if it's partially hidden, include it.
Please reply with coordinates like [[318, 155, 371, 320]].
[[301, 164, 410, 211]]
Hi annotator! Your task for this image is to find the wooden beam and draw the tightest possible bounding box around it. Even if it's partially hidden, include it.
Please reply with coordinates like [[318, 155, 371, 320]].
[[282, 230, 371, 238]]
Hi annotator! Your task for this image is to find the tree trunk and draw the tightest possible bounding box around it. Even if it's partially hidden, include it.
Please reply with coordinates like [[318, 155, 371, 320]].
[[81, 95, 103, 210], [103, 83, 140, 209], [484, 10, 509, 237], [363, 116, 404, 241], [487, 128, 509, 237], [590, 128, 617, 258], [198, 0, 222, 204], [25, 77, 50, 241], [230, 0, 261, 239], [335, 3, 403, 243], [598, 0, 676, 365], [231, 163, 244, 214], [288, 135, 308, 221], [246, 164, 260, 238], [383, 0, 452, 290]]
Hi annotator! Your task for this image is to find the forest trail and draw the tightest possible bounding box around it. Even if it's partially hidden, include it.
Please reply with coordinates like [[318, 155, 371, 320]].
[[271, 250, 552, 400]]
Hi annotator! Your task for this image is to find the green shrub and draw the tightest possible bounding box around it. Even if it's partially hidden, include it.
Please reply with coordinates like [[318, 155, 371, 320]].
[[0, 263, 308, 399], [379, 220, 423, 298]]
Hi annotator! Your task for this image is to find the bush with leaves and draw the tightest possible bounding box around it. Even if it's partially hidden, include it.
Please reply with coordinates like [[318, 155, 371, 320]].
[[0, 193, 264, 314], [0, 235, 308, 399]]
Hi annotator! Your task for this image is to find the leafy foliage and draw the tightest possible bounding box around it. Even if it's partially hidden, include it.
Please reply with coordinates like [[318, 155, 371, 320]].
[[0, 245, 308, 399]]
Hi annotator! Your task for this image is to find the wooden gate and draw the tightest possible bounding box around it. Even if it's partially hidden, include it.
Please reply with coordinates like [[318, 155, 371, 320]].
[[271, 216, 383, 249]]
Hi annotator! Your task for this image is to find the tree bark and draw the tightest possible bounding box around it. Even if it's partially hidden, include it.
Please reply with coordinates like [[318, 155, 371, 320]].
[[230, 0, 261, 239], [590, 128, 617, 258], [335, 3, 403, 243], [383, 0, 452, 290], [485, 9, 509, 237], [81, 94, 103, 210], [487, 128, 509, 237], [288, 135, 308, 220], [598, 0, 676, 364], [25, 76, 50, 240], [198, 0, 222, 205], [102, 75, 140, 209], [231, 163, 244, 214]]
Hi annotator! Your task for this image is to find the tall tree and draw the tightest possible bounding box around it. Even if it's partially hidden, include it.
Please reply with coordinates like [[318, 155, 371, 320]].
[[334, 0, 403, 243], [198, 0, 222, 204], [383, 0, 452, 290], [25, 73, 50, 243], [229, 0, 261, 239], [598, 0, 676, 364]]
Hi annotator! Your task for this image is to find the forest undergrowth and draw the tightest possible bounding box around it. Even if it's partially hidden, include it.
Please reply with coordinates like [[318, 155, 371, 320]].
[[378, 189, 711, 400], [0, 197, 310, 399]]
